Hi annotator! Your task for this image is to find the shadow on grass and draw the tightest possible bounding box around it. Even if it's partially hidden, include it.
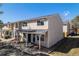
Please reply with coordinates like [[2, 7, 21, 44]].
[[49, 37, 79, 53]]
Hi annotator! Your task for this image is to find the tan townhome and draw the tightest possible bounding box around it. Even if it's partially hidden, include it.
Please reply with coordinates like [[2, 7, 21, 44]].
[[1, 14, 63, 48]]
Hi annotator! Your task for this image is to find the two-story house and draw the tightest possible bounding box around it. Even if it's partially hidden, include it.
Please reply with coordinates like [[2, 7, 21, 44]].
[[1, 14, 63, 48]]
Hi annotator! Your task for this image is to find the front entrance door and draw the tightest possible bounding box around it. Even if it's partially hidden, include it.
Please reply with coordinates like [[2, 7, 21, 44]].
[[28, 34, 31, 43], [33, 34, 35, 43]]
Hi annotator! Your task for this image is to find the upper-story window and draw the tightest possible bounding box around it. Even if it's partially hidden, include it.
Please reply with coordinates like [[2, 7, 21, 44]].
[[37, 21, 44, 26], [22, 22, 27, 26]]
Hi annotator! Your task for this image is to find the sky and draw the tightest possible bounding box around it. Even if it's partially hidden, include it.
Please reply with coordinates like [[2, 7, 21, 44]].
[[0, 3, 79, 23]]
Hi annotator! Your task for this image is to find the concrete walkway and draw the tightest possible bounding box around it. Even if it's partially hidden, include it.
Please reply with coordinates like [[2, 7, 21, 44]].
[[0, 38, 15, 43], [0, 38, 50, 56], [68, 36, 79, 38], [10, 43, 49, 56]]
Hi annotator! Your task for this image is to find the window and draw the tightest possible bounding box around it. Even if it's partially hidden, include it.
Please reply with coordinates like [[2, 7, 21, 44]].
[[41, 35, 44, 41], [33, 34, 35, 42], [22, 22, 27, 26], [37, 35, 44, 41], [37, 21, 44, 25]]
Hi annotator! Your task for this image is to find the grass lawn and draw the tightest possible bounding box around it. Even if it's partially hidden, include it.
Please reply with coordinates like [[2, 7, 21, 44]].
[[49, 36, 79, 56]]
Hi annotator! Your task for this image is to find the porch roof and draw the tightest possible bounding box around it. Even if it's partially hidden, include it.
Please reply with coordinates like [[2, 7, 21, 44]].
[[17, 29, 48, 35]]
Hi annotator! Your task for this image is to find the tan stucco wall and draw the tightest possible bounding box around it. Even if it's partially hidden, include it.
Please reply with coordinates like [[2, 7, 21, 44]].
[[47, 14, 63, 48]]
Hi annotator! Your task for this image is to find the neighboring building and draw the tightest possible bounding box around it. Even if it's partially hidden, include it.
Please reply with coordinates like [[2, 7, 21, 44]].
[[68, 21, 77, 35], [1, 14, 63, 48], [63, 21, 70, 37]]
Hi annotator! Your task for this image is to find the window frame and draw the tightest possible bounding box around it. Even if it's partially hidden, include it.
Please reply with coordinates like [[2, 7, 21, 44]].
[[37, 20, 44, 26]]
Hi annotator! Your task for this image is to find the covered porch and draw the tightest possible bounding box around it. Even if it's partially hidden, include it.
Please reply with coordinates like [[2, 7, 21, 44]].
[[17, 29, 48, 49]]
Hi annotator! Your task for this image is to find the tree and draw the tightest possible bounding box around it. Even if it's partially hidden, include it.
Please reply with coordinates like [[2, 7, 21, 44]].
[[0, 11, 3, 14], [0, 4, 4, 29], [71, 16, 79, 34], [0, 20, 3, 29], [0, 4, 3, 14], [71, 16, 79, 28]]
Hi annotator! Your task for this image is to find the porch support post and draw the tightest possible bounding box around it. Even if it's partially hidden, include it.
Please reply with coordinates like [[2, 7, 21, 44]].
[[13, 29, 15, 38], [35, 34, 37, 43], [14, 24, 16, 39], [26, 33, 28, 47], [44, 34, 45, 45], [39, 34, 41, 50], [12, 30, 14, 38], [31, 34, 33, 43], [21, 33, 23, 42], [16, 31, 19, 40]]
